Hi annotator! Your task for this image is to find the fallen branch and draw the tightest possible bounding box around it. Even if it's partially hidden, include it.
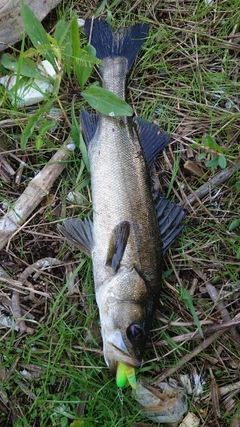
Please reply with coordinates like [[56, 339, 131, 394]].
[[0, 140, 75, 251], [187, 161, 240, 205]]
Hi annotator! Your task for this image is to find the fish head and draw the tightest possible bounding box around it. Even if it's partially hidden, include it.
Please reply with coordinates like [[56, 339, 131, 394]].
[[96, 266, 152, 372]]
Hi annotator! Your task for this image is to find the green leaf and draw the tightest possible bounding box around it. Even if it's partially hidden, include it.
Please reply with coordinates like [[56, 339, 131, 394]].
[[94, 0, 108, 17], [237, 247, 240, 259], [198, 152, 207, 160], [38, 121, 55, 136], [71, 14, 97, 88], [1, 55, 47, 81], [229, 219, 240, 232], [71, 100, 90, 172], [180, 286, 204, 338], [235, 182, 240, 192], [54, 19, 72, 49], [162, 269, 173, 279], [35, 135, 43, 150], [205, 157, 219, 168], [81, 85, 133, 116], [70, 421, 85, 426], [21, 5, 57, 71], [203, 135, 215, 149], [218, 154, 227, 169], [20, 99, 54, 149]]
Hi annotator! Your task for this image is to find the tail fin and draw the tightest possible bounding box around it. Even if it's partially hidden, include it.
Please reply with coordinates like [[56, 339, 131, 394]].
[[84, 19, 149, 72]]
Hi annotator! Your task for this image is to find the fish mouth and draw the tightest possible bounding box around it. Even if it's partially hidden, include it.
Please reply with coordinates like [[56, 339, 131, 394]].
[[104, 330, 141, 372]]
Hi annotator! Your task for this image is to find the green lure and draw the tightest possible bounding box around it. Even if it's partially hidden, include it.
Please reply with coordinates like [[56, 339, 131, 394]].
[[116, 362, 137, 390]]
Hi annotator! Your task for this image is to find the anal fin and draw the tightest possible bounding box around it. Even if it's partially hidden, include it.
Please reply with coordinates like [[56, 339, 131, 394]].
[[58, 218, 93, 258], [81, 108, 100, 145], [106, 221, 130, 271]]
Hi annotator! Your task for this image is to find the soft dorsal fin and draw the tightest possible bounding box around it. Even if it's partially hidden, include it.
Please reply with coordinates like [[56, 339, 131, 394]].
[[58, 218, 93, 258], [133, 117, 170, 169], [105, 221, 130, 271], [154, 195, 187, 255]]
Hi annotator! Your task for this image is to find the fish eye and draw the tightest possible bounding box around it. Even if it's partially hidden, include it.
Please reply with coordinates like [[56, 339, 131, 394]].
[[126, 323, 144, 342]]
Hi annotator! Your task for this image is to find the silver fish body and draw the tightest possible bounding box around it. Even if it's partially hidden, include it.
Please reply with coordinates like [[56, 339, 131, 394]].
[[89, 111, 162, 371], [58, 20, 186, 373]]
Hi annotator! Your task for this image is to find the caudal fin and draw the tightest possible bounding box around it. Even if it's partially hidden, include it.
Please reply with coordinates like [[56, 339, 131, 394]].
[[84, 19, 149, 72]]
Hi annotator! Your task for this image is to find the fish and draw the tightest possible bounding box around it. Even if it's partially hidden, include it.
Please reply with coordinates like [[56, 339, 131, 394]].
[[58, 19, 186, 386]]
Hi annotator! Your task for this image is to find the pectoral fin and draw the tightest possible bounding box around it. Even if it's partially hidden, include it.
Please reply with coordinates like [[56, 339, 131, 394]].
[[58, 218, 93, 258], [106, 221, 130, 271]]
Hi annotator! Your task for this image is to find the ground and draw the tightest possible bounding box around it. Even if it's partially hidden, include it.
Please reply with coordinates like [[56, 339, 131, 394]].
[[0, 1, 240, 426]]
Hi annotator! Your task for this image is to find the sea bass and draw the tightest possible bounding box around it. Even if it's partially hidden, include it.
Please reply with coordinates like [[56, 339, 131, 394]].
[[58, 19, 186, 385]]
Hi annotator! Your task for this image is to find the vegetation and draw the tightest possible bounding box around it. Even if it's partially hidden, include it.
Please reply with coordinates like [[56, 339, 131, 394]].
[[0, 1, 239, 426]]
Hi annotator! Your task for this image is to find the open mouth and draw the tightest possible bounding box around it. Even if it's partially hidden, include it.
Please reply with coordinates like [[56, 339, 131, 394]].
[[104, 330, 140, 370]]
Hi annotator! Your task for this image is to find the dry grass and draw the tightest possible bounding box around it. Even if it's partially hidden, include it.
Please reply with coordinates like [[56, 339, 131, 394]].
[[0, 1, 240, 426]]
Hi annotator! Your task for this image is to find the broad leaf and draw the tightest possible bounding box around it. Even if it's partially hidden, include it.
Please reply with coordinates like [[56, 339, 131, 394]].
[[203, 135, 215, 149], [21, 5, 57, 71], [229, 219, 240, 232], [81, 85, 133, 116], [205, 157, 219, 168], [218, 154, 227, 169], [236, 182, 240, 192], [1, 54, 48, 81]]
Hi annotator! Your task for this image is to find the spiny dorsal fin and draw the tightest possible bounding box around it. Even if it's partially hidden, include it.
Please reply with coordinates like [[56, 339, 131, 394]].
[[105, 221, 130, 271], [58, 218, 93, 258], [134, 117, 170, 169]]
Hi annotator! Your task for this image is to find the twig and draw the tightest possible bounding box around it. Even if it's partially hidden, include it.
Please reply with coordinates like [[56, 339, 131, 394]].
[[186, 161, 240, 205], [17, 257, 62, 300], [0, 266, 51, 297], [153, 328, 225, 384], [0, 139, 75, 251], [154, 317, 240, 346], [206, 283, 240, 348], [11, 289, 29, 334]]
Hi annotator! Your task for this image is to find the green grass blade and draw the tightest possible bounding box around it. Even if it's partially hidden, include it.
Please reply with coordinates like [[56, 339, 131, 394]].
[[71, 100, 90, 172], [180, 286, 204, 338]]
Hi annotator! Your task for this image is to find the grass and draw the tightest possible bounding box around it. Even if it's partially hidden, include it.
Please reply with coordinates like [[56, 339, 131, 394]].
[[0, 0, 240, 426]]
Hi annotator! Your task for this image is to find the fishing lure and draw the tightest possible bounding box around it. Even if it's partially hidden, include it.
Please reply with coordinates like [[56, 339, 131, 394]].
[[116, 362, 138, 390]]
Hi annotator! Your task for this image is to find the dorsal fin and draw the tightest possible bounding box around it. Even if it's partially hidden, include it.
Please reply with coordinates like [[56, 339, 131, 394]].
[[154, 195, 187, 254], [133, 117, 170, 169]]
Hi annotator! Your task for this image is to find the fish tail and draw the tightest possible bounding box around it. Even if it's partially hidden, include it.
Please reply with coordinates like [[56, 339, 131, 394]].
[[84, 19, 149, 72]]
